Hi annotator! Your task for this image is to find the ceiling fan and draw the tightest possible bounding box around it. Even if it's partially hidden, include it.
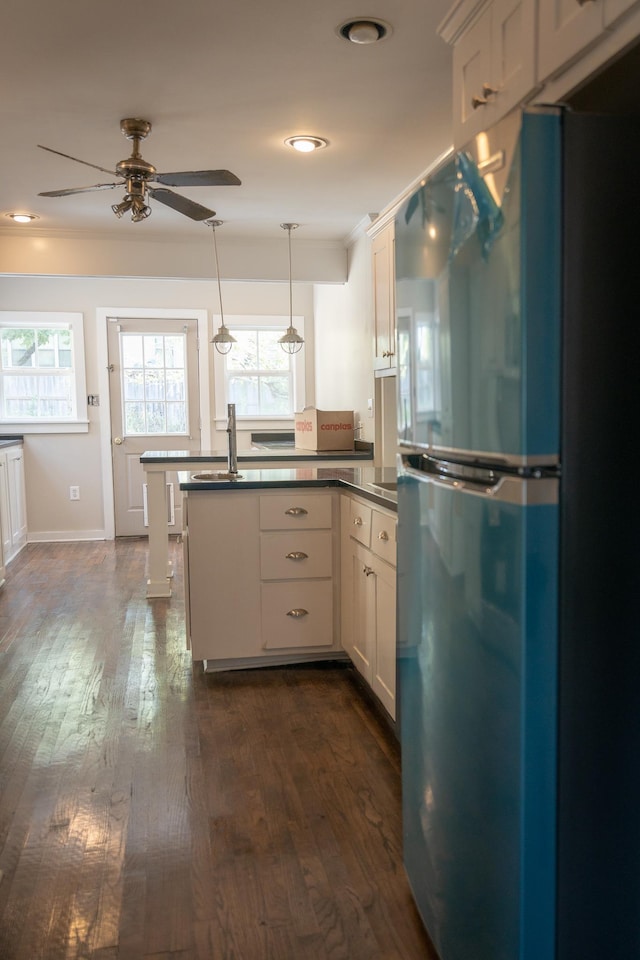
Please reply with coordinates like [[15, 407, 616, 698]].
[[37, 117, 241, 223]]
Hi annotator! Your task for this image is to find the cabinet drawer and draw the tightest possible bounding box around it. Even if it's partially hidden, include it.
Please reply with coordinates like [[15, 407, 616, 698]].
[[260, 493, 332, 530], [260, 530, 332, 580], [370, 511, 397, 567], [261, 581, 333, 649], [349, 498, 372, 547]]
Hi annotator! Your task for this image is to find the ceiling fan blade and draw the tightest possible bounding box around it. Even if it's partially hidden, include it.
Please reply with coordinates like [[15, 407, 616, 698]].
[[153, 170, 241, 187], [37, 144, 119, 178], [39, 182, 120, 197], [149, 187, 216, 221]]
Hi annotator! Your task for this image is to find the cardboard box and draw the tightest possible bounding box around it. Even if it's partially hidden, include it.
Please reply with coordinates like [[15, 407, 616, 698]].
[[294, 408, 355, 451]]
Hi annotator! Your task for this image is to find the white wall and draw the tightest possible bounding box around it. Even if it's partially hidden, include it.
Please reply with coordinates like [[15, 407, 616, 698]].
[[0, 275, 315, 540], [0, 232, 347, 283], [313, 231, 375, 442]]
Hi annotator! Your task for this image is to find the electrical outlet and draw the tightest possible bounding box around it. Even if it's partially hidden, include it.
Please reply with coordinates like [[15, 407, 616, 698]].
[[367, 398, 374, 418], [69, 486, 80, 501]]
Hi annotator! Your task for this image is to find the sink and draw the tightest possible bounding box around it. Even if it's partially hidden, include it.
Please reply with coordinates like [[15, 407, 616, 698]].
[[190, 471, 243, 481], [370, 481, 397, 491]]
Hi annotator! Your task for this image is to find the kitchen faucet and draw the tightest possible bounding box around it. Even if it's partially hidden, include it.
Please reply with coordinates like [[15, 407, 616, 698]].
[[226, 402, 239, 476]]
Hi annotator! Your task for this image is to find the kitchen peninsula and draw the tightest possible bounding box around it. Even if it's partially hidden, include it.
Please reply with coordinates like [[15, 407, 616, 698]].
[[140, 440, 375, 598], [179, 464, 398, 718]]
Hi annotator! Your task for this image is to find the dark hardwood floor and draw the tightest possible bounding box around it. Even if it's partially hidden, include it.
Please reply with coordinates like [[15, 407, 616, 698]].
[[0, 539, 435, 960]]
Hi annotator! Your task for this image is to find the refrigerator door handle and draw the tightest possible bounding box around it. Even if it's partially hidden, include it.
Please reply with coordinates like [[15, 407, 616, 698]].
[[401, 464, 558, 506]]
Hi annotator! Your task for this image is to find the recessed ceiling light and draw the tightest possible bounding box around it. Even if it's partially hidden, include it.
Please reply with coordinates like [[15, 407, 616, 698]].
[[284, 136, 329, 153], [5, 213, 39, 223], [337, 18, 392, 44]]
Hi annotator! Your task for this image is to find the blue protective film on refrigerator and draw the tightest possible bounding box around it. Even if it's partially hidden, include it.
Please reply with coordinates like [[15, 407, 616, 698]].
[[451, 152, 504, 261]]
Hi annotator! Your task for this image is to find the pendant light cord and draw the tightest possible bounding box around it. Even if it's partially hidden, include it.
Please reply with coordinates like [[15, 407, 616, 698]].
[[287, 225, 293, 324], [211, 222, 224, 323]]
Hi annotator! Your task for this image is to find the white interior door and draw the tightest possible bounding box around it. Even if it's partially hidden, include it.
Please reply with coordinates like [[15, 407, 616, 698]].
[[108, 317, 201, 537]]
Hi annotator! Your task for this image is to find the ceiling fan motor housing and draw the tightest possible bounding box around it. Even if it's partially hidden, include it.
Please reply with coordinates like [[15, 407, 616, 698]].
[[116, 156, 156, 179], [120, 118, 152, 141]]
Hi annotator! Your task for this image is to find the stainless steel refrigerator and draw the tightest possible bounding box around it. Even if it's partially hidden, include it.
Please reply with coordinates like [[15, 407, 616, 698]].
[[395, 105, 640, 960]]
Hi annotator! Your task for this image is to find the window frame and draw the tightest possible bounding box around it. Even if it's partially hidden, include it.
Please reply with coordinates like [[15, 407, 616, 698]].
[[212, 314, 306, 425], [0, 311, 88, 434]]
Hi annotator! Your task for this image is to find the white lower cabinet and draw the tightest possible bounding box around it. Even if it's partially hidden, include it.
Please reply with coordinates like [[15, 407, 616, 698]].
[[341, 494, 397, 720], [0, 442, 28, 578], [183, 484, 398, 713], [184, 489, 340, 668]]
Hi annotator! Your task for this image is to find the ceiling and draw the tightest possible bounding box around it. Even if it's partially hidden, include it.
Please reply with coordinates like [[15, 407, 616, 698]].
[[0, 0, 453, 245]]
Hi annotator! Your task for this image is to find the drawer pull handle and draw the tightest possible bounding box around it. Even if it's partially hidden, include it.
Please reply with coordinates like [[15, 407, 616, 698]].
[[286, 608, 309, 618], [353, 516, 363, 526], [284, 507, 308, 516], [377, 531, 389, 542], [285, 551, 308, 560], [363, 565, 374, 577]]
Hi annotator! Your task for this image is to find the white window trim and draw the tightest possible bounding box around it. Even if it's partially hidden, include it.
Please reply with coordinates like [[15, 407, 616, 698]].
[[0, 311, 88, 434], [212, 314, 306, 427]]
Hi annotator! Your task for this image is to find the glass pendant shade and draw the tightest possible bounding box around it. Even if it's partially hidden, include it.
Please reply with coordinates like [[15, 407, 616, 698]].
[[278, 222, 304, 355], [207, 220, 236, 355], [278, 325, 304, 354], [211, 322, 236, 355]]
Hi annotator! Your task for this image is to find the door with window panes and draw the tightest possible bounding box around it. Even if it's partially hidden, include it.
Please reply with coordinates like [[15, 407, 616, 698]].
[[108, 318, 200, 537]]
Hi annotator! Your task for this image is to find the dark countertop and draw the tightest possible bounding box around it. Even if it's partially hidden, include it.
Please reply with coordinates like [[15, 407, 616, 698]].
[[0, 436, 24, 449], [178, 465, 398, 510], [140, 441, 373, 465]]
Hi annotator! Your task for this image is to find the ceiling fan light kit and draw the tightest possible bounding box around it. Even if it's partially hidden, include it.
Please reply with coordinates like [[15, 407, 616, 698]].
[[37, 118, 241, 224]]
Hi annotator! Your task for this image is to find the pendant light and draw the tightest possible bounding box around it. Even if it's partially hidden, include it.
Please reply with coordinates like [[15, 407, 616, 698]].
[[278, 222, 304, 355], [207, 219, 236, 355]]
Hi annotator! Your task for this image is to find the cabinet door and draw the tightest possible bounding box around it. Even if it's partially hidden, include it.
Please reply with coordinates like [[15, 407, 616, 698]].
[[186, 493, 262, 662], [372, 223, 396, 370], [0, 453, 11, 565], [490, 0, 536, 116], [372, 559, 397, 720], [7, 448, 27, 552], [452, 8, 494, 143], [537, 0, 603, 81], [0, 453, 10, 573], [452, 0, 536, 146], [603, 0, 638, 24], [344, 542, 376, 679]]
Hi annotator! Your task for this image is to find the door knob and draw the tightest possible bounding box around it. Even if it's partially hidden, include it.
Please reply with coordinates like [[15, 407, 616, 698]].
[[113, 437, 123, 445]]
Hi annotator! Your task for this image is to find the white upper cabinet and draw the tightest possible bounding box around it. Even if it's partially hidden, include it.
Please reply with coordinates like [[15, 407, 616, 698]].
[[370, 220, 397, 372], [439, 0, 536, 145], [440, 0, 640, 144], [604, 0, 639, 25], [537, 0, 604, 80]]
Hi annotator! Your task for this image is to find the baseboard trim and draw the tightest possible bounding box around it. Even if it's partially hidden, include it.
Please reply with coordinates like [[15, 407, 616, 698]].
[[28, 530, 108, 543]]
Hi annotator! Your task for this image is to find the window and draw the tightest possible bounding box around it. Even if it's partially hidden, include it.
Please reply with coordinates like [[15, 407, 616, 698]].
[[213, 315, 305, 422], [226, 328, 293, 417], [0, 312, 88, 432], [120, 330, 188, 435]]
